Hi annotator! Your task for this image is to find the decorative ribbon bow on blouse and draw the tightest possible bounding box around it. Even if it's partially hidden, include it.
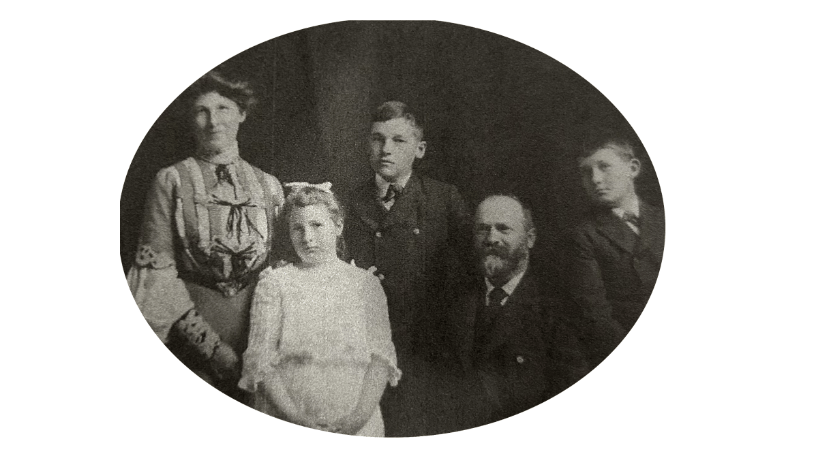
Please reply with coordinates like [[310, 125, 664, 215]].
[[210, 197, 263, 243], [212, 240, 259, 278], [214, 164, 236, 186], [208, 240, 261, 296]]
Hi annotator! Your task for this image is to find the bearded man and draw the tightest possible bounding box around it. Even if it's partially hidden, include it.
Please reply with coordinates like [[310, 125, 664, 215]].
[[451, 194, 588, 427]]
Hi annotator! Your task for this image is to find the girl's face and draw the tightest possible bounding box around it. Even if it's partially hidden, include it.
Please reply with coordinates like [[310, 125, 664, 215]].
[[288, 204, 342, 266]]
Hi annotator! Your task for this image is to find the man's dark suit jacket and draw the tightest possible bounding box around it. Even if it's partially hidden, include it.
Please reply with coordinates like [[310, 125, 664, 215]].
[[565, 201, 665, 366], [344, 174, 470, 355], [451, 270, 588, 427]]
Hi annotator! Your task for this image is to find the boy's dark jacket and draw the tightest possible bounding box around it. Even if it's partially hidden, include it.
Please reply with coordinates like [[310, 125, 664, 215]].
[[344, 174, 471, 356], [564, 201, 665, 365]]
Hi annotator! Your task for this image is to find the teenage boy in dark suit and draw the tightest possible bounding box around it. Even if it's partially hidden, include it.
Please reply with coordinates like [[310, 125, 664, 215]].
[[344, 101, 471, 436], [566, 135, 665, 367]]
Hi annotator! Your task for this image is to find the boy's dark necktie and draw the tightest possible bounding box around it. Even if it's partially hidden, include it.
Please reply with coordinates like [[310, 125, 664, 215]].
[[382, 183, 403, 203]]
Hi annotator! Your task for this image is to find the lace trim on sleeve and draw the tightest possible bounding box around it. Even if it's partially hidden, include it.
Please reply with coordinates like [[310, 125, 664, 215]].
[[134, 244, 175, 269], [372, 353, 402, 387], [362, 272, 402, 387]]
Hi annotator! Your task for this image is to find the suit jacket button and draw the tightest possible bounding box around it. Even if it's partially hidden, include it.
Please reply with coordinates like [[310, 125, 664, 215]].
[[412, 228, 420, 235], [516, 355, 525, 364], [375, 231, 382, 238], [377, 273, 385, 281]]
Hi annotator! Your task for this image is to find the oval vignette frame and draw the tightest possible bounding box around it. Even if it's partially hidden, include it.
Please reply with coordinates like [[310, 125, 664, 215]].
[[120, 20, 665, 438]]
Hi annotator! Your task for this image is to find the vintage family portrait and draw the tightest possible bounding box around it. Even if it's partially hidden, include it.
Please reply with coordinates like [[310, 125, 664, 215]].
[[119, 20, 665, 437]]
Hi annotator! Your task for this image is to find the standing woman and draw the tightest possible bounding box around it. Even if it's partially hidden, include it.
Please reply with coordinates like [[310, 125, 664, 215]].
[[127, 71, 284, 401]]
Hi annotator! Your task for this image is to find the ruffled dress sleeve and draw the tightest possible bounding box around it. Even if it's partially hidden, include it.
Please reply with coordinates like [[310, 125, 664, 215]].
[[239, 267, 284, 392], [127, 167, 194, 342], [363, 273, 402, 386]]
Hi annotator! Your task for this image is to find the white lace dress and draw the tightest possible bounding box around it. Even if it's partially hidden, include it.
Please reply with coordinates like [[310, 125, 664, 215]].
[[239, 260, 401, 436]]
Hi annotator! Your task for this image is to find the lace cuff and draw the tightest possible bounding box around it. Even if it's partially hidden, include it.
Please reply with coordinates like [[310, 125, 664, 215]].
[[173, 310, 221, 359], [134, 244, 175, 269]]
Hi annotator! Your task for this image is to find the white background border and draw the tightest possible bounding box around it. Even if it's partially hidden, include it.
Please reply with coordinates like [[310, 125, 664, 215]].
[[5, 1, 823, 460]]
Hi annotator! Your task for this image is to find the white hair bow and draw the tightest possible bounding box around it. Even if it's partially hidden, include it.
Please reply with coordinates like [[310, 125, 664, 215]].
[[284, 181, 333, 193]]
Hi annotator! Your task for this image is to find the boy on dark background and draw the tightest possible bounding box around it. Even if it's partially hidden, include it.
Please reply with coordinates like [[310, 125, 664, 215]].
[[566, 134, 665, 368]]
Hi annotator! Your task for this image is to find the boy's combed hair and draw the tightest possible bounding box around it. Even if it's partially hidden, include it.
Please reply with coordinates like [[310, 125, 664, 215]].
[[184, 70, 258, 114], [581, 129, 637, 162], [372, 101, 425, 139], [282, 185, 347, 260]]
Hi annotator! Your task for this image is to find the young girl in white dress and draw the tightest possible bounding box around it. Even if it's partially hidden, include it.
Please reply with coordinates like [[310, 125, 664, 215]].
[[239, 182, 401, 436]]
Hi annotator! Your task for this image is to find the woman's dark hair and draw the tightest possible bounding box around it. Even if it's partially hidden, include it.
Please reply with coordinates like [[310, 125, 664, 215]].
[[183, 70, 257, 114]]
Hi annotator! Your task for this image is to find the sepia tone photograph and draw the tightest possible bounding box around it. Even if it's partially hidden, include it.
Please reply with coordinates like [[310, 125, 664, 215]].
[[7, 2, 824, 461], [120, 20, 664, 437]]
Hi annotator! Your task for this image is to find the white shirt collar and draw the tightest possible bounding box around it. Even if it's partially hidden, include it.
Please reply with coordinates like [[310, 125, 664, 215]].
[[375, 172, 412, 197], [610, 195, 640, 219], [611, 196, 641, 234], [484, 268, 527, 306]]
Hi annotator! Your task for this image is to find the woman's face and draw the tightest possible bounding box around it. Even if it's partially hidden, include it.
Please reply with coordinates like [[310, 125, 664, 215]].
[[288, 204, 342, 266], [192, 91, 246, 152]]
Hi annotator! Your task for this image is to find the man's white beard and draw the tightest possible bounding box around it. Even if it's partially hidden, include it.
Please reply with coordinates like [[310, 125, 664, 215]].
[[480, 242, 528, 281], [482, 254, 517, 280]]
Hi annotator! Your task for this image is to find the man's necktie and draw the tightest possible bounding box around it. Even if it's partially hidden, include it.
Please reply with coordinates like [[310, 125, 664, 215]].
[[382, 183, 403, 203], [488, 287, 507, 309], [479, 286, 507, 342]]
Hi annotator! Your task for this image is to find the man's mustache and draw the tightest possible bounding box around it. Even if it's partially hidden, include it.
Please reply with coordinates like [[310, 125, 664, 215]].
[[479, 245, 508, 258]]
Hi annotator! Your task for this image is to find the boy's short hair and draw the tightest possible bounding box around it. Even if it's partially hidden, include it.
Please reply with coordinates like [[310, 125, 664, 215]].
[[581, 130, 637, 162], [372, 101, 425, 140]]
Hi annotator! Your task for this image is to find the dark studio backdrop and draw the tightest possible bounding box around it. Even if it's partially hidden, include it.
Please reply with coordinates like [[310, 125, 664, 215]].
[[120, 20, 662, 275]]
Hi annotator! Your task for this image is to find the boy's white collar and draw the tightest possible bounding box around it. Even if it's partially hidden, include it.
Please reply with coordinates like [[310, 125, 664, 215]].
[[375, 172, 412, 195], [611, 194, 640, 218]]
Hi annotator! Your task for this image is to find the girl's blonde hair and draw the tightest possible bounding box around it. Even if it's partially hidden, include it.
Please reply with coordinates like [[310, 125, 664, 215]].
[[281, 185, 347, 261]]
